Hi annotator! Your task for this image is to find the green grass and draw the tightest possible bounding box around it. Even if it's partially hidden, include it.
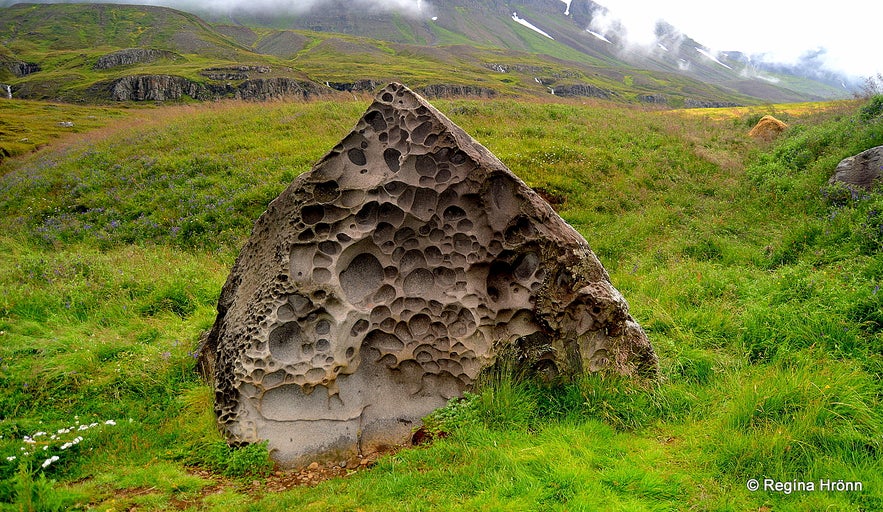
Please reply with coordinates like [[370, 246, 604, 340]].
[[0, 101, 135, 161], [1, 95, 882, 510]]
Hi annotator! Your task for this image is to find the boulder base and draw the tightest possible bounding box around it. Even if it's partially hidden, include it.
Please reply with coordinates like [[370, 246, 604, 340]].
[[198, 82, 656, 468]]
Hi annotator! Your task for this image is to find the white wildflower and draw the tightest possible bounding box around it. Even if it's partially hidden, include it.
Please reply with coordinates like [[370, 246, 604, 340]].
[[41, 455, 59, 468], [104, 419, 116, 426], [23, 437, 35, 444], [5, 456, 15, 462], [62, 436, 84, 450]]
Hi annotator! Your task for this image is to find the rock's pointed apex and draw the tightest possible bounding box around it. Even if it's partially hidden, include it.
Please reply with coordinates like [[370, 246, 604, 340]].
[[368, 82, 509, 174], [199, 82, 657, 468]]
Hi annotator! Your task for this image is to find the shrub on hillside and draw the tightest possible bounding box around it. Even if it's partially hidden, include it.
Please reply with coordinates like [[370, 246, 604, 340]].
[[860, 95, 883, 122], [858, 193, 883, 253]]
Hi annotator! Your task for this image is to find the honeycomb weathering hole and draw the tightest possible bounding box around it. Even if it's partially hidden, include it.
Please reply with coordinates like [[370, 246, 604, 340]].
[[402, 268, 435, 295], [347, 148, 367, 166], [384, 148, 401, 172], [339, 252, 384, 303], [268, 321, 304, 363], [199, 82, 657, 469]]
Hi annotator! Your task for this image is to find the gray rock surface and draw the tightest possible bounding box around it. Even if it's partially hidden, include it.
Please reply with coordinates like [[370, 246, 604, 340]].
[[684, 99, 740, 108], [550, 83, 614, 99], [198, 82, 657, 468], [200, 65, 272, 81], [3, 60, 40, 77], [326, 79, 382, 93], [100, 74, 326, 101], [93, 49, 182, 70], [417, 84, 498, 99], [107, 75, 208, 101], [829, 145, 883, 192]]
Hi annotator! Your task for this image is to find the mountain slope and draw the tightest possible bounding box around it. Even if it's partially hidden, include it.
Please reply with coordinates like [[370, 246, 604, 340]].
[[211, 0, 848, 102], [0, 3, 326, 102], [0, 2, 846, 104], [0, 2, 253, 58]]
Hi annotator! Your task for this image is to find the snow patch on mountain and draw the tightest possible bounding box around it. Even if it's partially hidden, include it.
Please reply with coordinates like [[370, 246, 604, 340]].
[[695, 47, 732, 70], [587, 30, 612, 44], [511, 12, 554, 40]]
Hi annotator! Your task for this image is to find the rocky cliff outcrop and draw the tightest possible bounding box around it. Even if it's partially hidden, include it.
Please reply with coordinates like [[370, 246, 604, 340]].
[[3, 60, 40, 77], [198, 82, 657, 469], [418, 84, 498, 99], [97, 74, 327, 101], [549, 83, 615, 99], [93, 49, 183, 70], [105, 74, 211, 101], [685, 99, 741, 109], [200, 65, 274, 81], [236, 77, 325, 100], [326, 79, 382, 93], [638, 94, 668, 105]]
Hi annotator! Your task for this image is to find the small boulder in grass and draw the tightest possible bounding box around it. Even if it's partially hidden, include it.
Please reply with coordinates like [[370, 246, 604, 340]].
[[828, 145, 883, 194]]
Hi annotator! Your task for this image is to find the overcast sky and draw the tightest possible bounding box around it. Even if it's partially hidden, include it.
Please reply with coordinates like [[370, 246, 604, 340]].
[[594, 0, 881, 78]]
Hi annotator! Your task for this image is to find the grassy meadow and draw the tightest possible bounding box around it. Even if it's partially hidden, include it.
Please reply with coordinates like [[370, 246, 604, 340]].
[[1, 93, 882, 511]]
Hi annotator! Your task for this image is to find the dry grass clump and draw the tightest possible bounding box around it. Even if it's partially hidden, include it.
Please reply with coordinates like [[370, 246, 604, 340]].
[[748, 114, 788, 139]]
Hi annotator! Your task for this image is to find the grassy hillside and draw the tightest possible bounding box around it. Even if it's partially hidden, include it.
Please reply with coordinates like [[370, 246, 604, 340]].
[[0, 94, 882, 511], [0, 3, 252, 57], [0, 3, 833, 106], [0, 3, 303, 103]]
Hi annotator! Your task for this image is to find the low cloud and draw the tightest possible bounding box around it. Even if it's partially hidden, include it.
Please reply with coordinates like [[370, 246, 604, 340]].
[[0, 0, 433, 17], [585, 6, 688, 62], [587, 5, 660, 49]]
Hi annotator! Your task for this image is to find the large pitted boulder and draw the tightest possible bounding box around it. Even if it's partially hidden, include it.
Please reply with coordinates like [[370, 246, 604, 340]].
[[198, 83, 657, 468], [828, 145, 883, 193]]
